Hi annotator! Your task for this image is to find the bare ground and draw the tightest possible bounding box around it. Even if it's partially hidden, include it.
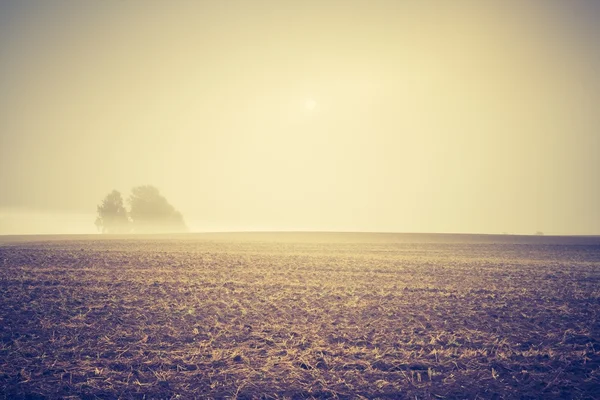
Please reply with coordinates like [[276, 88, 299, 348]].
[[0, 233, 599, 399]]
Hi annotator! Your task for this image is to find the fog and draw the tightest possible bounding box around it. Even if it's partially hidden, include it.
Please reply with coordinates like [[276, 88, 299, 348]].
[[1, 1, 599, 235]]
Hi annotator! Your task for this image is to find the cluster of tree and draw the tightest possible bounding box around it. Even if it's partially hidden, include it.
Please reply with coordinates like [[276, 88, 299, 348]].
[[95, 185, 187, 233]]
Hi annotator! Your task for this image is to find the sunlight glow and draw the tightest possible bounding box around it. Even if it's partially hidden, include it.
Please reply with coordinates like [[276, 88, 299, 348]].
[[305, 99, 317, 111]]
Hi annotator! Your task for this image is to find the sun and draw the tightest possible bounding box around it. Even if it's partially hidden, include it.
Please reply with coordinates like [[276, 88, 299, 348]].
[[305, 98, 317, 111]]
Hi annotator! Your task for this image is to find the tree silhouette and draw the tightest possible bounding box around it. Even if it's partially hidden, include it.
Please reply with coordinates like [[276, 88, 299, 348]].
[[95, 190, 130, 233], [128, 185, 187, 233]]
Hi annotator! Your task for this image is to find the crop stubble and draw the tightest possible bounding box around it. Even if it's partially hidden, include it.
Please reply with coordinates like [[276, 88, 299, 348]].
[[0, 234, 599, 399]]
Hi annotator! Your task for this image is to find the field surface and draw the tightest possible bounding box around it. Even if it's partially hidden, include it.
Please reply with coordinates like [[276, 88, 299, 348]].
[[0, 232, 599, 399]]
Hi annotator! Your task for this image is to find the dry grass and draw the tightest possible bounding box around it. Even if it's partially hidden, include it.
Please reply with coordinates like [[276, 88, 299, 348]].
[[0, 233, 599, 399]]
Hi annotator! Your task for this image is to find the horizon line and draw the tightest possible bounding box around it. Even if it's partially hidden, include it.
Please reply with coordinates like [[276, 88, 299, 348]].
[[1, 230, 599, 238]]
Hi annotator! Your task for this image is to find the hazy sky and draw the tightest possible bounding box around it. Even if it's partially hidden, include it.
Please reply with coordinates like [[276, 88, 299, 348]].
[[1, 0, 599, 235]]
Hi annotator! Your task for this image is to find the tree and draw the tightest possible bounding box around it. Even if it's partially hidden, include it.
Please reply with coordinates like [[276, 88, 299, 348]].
[[95, 190, 130, 233], [128, 185, 187, 233]]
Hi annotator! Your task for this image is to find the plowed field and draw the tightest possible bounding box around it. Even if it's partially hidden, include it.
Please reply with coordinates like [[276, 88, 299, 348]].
[[1, 233, 599, 399]]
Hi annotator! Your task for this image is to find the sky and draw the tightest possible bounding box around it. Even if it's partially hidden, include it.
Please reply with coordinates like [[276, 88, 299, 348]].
[[0, 0, 599, 235]]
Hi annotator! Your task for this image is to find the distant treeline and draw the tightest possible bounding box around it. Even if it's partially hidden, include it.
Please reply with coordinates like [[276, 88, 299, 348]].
[[95, 185, 186, 234]]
